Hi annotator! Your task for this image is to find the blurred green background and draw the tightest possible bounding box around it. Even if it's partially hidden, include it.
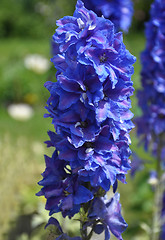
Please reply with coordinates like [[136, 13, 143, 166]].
[[0, 0, 157, 239]]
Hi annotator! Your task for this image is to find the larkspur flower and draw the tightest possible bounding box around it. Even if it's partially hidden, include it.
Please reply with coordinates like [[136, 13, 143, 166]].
[[135, 0, 165, 160], [81, 0, 133, 32], [135, 2, 165, 238], [38, 0, 135, 239], [88, 193, 128, 240], [37, 150, 93, 218]]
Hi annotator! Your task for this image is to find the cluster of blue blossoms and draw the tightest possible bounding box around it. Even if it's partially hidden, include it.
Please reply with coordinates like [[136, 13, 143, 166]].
[[135, 0, 165, 165], [82, 0, 133, 32], [136, 1, 165, 238], [37, 0, 135, 239]]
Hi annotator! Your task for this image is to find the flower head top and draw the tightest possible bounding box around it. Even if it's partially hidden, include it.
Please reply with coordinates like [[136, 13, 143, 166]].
[[81, 0, 133, 32]]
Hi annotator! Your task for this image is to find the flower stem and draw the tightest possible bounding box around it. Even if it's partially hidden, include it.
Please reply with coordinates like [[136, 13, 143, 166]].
[[80, 203, 94, 240], [80, 225, 88, 240], [150, 136, 163, 240], [80, 207, 88, 240]]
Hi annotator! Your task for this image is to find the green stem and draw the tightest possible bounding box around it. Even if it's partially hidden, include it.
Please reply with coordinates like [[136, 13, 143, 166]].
[[150, 135, 163, 240], [80, 206, 89, 240], [80, 214, 87, 240], [151, 179, 161, 240], [80, 204, 96, 240], [80, 225, 88, 240]]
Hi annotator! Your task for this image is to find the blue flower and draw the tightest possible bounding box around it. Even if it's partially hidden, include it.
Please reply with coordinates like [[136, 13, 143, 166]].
[[135, 0, 165, 157], [81, 0, 133, 32], [45, 128, 131, 192], [79, 33, 135, 83], [44, 81, 101, 148], [37, 150, 93, 218], [38, 0, 135, 238], [88, 193, 128, 240]]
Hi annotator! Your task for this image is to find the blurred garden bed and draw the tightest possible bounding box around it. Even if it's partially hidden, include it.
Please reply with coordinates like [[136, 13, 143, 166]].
[[0, 37, 51, 239]]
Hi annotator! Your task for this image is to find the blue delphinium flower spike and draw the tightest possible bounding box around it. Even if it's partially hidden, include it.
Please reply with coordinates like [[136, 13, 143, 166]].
[[135, 1, 165, 238], [135, 0, 165, 161], [38, 0, 135, 239]]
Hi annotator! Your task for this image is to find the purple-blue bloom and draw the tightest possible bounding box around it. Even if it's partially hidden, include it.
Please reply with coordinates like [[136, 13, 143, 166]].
[[44, 128, 130, 192], [133, 1, 165, 239], [88, 193, 128, 240], [135, 0, 165, 160], [38, 0, 135, 239], [81, 0, 133, 32], [37, 149, 93, 218]]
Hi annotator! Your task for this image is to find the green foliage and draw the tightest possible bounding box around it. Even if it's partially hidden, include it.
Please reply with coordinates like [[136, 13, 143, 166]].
[[0, 0, 76, 39], [0, 38, 52, 106], [131, 0, 153, 31], [0, 0, 45, 38]]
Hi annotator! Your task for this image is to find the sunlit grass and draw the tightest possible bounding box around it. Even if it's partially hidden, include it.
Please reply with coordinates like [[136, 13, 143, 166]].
[[0, 134, 45, 238]]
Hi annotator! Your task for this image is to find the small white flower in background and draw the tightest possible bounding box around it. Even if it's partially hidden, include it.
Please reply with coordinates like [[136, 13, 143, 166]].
[[7, 103, 34, 121], [31, 141, 44, 155], [24, 54, 50, 74], [148, 170, 158, 186], [35, 2, 51, 15]]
